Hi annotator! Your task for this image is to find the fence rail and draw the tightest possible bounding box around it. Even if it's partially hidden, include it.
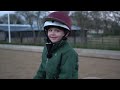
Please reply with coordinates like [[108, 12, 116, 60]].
[[0, 32, 120, 50]]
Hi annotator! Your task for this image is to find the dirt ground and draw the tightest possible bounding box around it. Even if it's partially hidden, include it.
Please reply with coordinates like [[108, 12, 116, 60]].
[[0, 49, 120, 79]]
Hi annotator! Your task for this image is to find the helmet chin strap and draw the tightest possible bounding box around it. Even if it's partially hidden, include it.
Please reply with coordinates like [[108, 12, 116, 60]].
[[46, 36, 67, 59], [44, 29, 53, 59]]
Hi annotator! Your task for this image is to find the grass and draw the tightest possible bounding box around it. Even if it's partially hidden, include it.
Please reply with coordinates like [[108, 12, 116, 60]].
[[71, 42, 120, 51], [0, 41, 45, 46]]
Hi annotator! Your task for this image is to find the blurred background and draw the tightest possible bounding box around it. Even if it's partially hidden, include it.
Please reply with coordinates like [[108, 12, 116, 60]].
[[0, 11, 120, 79], [0, 11, 120, 50]]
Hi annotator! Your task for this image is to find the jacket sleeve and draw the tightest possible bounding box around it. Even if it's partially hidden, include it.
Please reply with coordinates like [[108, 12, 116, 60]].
[[58, 50, 78, 79], [33, 48, 46, 79], [33, 61, 46, 79]]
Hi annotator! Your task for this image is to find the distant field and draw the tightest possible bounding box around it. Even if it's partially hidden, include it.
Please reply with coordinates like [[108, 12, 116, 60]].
[[87, 36, 120, 50], [69, 36, 120, 50], [0, 36, 120, 50]]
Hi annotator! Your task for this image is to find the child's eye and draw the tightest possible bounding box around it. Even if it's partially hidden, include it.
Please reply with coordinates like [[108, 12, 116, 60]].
[[48, 29, 52, 32], [56, 29, 60, 32]]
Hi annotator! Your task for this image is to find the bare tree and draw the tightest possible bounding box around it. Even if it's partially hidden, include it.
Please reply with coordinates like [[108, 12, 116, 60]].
[[34, 11, 48, 42], [16, 11, 36, 43], [112, 11, 120, 25], [111, 11, 120, 35], [72, 11, 91, 44], [89, 11, 103, 35], [100, 11, 112, 35], [0, 14, 8, 24], [16, 11, 49, 43], [0, 13, 25, 24]]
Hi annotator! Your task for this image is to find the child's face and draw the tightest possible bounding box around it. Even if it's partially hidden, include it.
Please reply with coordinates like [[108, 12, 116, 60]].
[[47, 27, 65, 43]]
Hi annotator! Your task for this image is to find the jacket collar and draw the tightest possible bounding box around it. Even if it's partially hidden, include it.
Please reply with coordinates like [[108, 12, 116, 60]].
[[52, 40, 66, 52], [46, 39, 67, 53]]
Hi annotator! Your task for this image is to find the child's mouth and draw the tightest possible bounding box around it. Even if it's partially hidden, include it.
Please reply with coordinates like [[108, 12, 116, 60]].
[[50, 37, 57, 39]]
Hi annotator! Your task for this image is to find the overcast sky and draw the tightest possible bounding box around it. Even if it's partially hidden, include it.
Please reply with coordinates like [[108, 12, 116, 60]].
[[0, 11, 73, 16], [0, 11, 15, 16]]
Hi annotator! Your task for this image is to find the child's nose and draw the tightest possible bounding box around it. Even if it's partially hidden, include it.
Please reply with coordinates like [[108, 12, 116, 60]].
[[51, 30, 56, 34]]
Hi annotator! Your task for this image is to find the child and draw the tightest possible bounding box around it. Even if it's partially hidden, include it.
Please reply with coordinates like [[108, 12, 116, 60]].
[[34, 11, 78, 79]]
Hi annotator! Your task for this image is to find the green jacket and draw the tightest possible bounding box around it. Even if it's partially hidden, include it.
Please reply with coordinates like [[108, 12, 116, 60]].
[[34, 40, 78, 79]]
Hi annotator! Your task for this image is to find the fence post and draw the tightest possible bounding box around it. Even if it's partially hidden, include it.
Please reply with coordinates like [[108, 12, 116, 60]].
[[101, 34, 104, 49], [119, 38, 120, 48]]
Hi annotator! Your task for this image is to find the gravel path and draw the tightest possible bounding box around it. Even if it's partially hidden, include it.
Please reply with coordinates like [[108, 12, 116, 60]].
[[0, 49, 120, 79]]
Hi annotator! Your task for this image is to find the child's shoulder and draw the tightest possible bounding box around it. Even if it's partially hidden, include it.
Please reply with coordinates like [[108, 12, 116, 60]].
[[61, 42, 78, 55]]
